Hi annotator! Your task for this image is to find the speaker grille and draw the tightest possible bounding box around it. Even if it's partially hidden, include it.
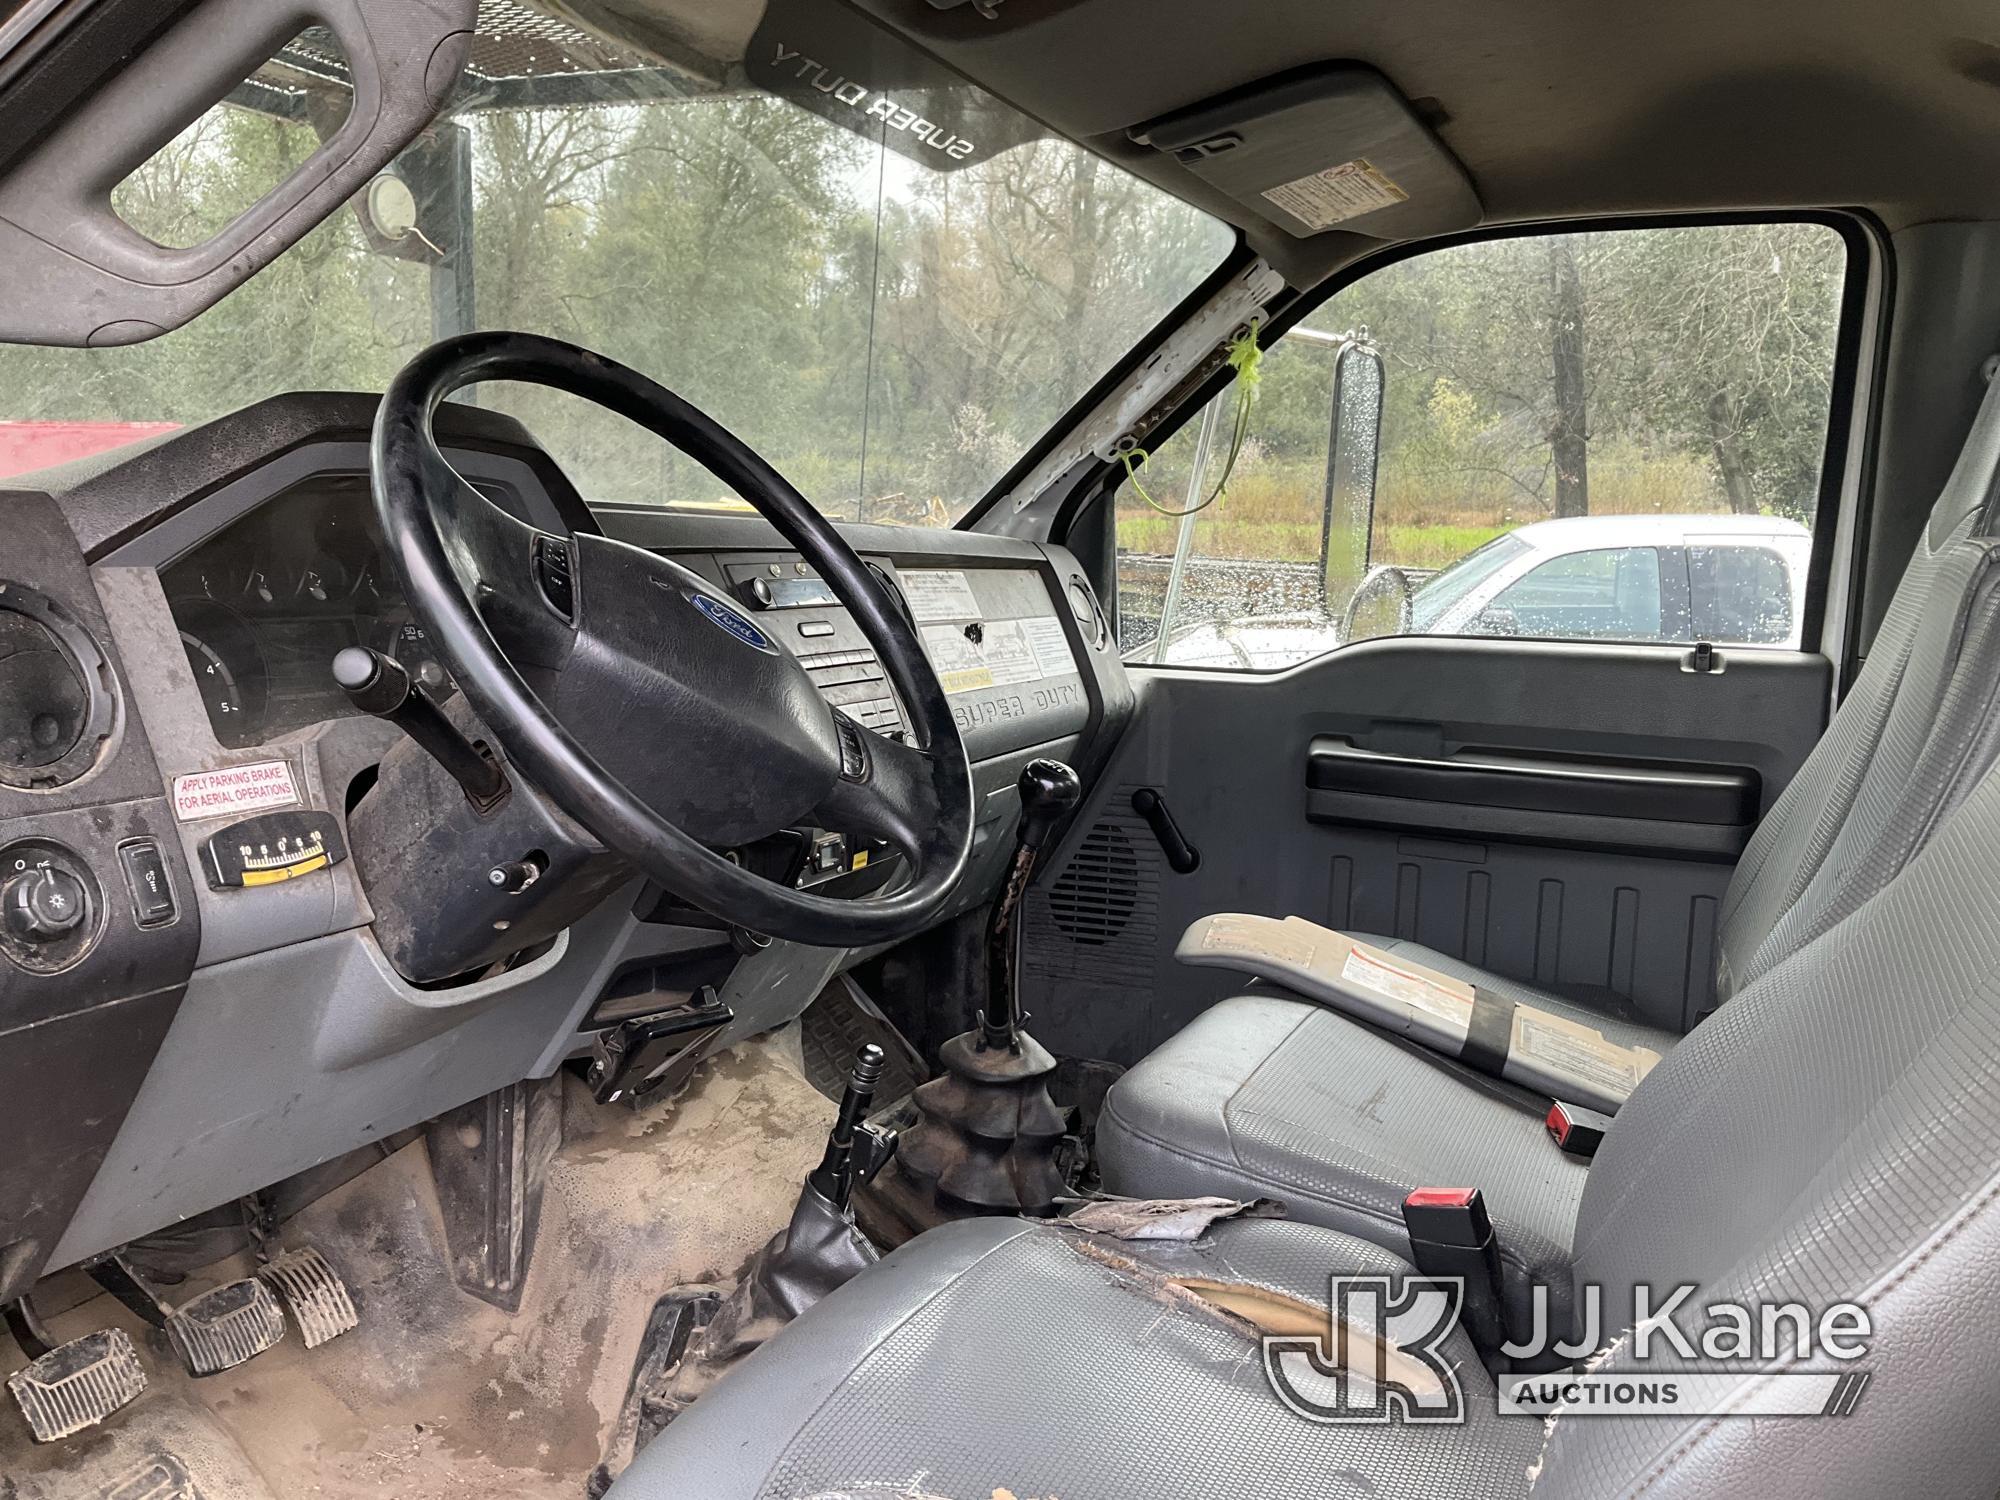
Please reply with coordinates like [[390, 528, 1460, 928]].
[[1048, 823, 1142, 944], [1025, 797, 1161, 983]]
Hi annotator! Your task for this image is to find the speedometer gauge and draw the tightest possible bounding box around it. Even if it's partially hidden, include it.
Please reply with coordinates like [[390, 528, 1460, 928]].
[[171, 597, 268, 747]]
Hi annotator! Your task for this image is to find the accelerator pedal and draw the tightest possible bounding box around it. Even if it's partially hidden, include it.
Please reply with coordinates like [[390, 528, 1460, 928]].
[[258, 1247, 357, 1348], [6, 1327, 149, 1442], [162, 1279, 285, 1376]]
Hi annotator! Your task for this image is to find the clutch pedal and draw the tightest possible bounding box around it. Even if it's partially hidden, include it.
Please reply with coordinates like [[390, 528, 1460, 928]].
[[6, 1326, 149, 1442], [162, 1279, 286, 1376], [258, 1247, 357, 1348]]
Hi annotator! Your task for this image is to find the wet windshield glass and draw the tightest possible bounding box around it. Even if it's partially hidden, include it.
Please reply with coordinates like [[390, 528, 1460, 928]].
[[0, 2, 1232, 524]]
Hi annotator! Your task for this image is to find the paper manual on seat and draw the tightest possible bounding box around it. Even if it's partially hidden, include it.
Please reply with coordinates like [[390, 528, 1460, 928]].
[[1176, 913, 1660, 1114]]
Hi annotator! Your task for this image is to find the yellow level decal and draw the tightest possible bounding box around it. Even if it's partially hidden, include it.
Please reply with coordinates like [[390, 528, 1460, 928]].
[[240, 853, 330, 886]]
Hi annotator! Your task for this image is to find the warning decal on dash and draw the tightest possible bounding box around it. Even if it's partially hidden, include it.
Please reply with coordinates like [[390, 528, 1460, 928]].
[[172, 760, 300, 822], [921, 619, 1074, 695], [900, 569, 982, 623]]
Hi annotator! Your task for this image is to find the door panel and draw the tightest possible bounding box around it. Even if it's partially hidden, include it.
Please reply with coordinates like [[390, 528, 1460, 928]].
[[1020, 635, 1829, 1067]]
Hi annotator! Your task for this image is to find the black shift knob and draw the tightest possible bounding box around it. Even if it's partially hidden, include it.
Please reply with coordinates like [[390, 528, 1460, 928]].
[[1015, 758, 1081, 852]]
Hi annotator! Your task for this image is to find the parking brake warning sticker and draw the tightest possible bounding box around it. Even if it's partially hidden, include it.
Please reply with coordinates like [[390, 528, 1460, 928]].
[[173, 761, 299, 822]]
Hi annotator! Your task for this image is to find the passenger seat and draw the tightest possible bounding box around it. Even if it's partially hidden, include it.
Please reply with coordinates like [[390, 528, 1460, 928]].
[[1095, 367, 2000, 1335]]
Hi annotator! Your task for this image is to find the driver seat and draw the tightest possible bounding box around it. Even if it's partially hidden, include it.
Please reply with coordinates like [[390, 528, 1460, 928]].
[[608, 723, 2000, 1496]]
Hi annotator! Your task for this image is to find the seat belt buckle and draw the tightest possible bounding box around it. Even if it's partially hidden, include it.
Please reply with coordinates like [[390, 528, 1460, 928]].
[[1401, 1187, 1506, 1352], [1545, 1100, 1613, 1159]]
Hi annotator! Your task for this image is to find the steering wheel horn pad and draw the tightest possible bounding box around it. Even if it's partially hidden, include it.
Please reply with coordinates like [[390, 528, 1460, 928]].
[[372, 331, 975, 946]]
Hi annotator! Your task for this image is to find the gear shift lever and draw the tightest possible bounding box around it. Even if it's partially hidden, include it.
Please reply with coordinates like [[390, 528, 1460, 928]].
[[982, 759, 1082, 1051], [859, 760, 1082, 1238]]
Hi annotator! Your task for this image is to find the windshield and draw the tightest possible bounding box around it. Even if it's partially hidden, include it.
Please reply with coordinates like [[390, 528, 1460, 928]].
[[0, 4, 1232, 524], [1409, 532, 1531, 629]]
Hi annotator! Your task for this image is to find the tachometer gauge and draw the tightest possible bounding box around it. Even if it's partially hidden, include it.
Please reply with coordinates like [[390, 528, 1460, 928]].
[[182, 630, 247, 729]]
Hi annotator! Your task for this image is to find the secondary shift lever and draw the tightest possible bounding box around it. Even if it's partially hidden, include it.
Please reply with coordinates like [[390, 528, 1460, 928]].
[[806, 1043, 898, 1209], [706, 1044, 892, 1358], [982, 758, 1082, 1051]]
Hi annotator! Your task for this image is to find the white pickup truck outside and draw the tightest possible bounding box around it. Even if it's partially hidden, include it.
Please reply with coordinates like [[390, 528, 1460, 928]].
[[1145, 513, 1813, 672]]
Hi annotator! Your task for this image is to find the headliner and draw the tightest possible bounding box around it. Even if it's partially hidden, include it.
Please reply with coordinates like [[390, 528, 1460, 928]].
[[826, 0, 2000, 284]]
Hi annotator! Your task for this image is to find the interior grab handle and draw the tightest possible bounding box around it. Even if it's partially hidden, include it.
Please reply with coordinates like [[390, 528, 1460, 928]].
[[1132, 787, 1201, 874], [0, 0, 475, 347]]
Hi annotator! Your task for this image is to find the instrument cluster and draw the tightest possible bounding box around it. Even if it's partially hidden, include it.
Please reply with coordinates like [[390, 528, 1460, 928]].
[[160, 474, 451, 748]]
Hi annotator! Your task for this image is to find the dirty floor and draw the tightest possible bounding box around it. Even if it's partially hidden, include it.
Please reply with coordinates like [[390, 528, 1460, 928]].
[[0, 1032, 834, 1500]]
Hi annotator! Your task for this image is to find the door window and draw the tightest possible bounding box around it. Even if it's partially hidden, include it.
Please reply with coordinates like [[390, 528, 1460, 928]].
[[1115, 221, 1847, 669]]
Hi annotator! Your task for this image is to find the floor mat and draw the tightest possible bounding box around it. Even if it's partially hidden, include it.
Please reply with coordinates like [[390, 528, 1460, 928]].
[[0, 1034, 834, 1500], [798, 976, 926, 1104]]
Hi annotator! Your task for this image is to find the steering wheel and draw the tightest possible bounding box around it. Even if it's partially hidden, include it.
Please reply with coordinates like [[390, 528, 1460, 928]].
[[371, 331, 975, 948]]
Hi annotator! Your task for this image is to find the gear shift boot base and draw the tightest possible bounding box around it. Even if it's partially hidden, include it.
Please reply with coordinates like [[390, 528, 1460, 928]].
[[859, 1023, 1068, 1242], [938, 1029, 1057, 1083]]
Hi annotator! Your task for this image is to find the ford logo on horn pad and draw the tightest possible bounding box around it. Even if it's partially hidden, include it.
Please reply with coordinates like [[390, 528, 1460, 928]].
[[689, 591, 779, 654]]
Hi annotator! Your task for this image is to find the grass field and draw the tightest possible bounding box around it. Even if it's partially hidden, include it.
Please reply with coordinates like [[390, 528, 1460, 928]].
[[1116, 445, 1741, 568]]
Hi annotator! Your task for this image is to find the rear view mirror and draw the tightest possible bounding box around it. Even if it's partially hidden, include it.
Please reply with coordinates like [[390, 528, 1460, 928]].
[[1320, 337, 1384, 621]]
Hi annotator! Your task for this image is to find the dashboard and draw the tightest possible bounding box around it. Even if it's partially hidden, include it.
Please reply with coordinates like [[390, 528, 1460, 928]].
[[161, 474, 452, 748], [0, 392, 1131, 1296]]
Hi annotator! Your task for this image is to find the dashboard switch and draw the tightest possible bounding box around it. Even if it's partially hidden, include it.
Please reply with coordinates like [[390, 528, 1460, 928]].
[[4, 865, 85, 942], [118, 840, 178, 926]]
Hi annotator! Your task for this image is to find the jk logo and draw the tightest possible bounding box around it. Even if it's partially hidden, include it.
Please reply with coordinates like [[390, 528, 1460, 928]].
[[1263, 1276, 1467, 1424]]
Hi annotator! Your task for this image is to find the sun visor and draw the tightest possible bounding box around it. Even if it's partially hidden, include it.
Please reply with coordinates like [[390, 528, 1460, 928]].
[[1131, 65, 1481, 241], [745, 0, 1045, 169]]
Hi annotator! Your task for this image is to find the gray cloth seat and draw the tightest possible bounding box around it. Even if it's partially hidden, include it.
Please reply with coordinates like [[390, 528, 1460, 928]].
[[613, 1215, 1546, 1500], [616, 703, 2000, 1498], [1101, 520, 2000, 1321], [1093, 373, 2000, 1324], [1098, 992, 1588, 1337]]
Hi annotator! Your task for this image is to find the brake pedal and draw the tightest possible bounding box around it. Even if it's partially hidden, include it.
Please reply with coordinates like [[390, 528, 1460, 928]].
[[258, 1247, 357, 1348], [162, 1278, 286, 1376], [7, 1327, 149, 1442]]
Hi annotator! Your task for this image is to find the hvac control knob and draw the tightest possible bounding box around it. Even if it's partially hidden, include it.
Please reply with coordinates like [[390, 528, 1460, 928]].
[[4, 865, 86, 943]]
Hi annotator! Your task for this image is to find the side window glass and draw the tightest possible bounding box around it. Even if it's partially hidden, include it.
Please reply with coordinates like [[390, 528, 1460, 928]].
[[1116, 222, 1846, 670], [1486, 547, 1663, 640], [1689, 544, 1796, 646]]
